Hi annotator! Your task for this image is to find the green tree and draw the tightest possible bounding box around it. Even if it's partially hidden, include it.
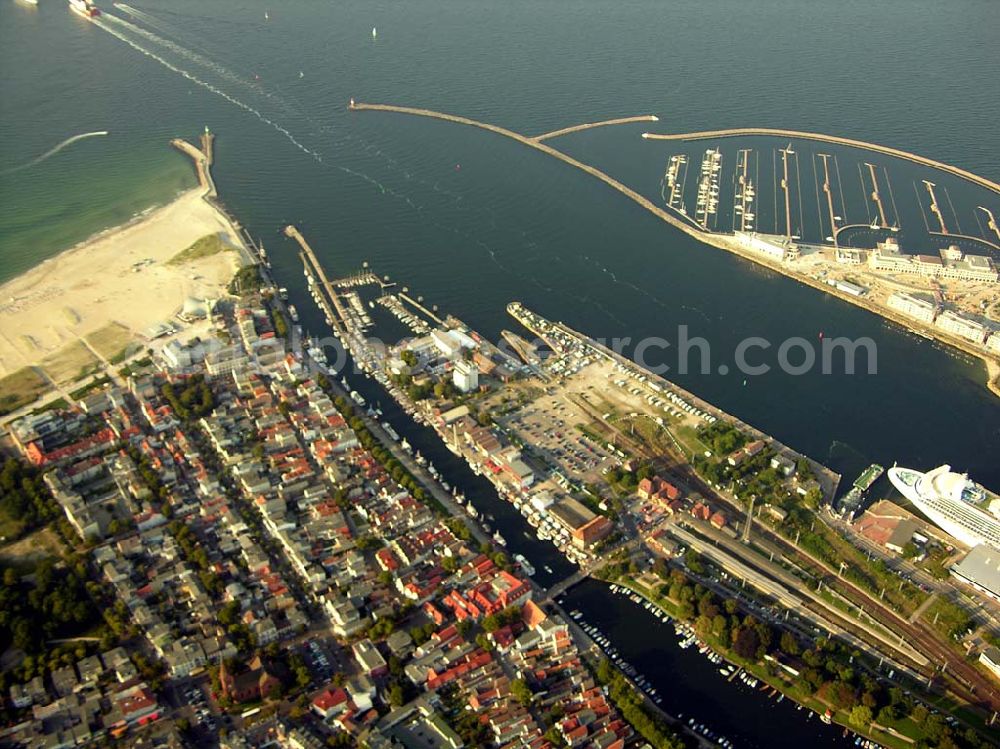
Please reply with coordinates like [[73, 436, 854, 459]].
[[511, 679, 534, 706], [849, 705, 872, 729]]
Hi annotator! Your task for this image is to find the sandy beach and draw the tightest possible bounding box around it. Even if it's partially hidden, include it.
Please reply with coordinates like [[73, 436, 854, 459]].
[[0, 187, 242, 379]]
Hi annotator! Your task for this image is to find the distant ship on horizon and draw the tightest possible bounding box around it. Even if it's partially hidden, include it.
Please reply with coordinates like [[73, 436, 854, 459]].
[[888, 464, 1000, 549], [69, 0, 100, 18]]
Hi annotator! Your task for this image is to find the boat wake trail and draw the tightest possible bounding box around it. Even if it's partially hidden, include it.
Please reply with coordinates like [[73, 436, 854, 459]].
[[2, 131, 109, 174], [98, 8, 557, 268], [91, 16, 323, 163], [103, 13, 296, 115], [114, 3, 195, 45]]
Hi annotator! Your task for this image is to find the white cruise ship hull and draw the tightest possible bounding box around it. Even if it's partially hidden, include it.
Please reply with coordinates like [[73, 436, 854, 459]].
[[888, 467, 1000, 549]]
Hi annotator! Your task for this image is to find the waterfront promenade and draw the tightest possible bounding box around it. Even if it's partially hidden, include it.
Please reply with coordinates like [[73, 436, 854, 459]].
[[349, 101, 1000, 397]]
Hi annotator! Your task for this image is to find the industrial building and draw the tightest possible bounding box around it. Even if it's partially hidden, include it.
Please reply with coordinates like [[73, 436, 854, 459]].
[[951, 544, 1000, 602], [452, 359, 479, 393]]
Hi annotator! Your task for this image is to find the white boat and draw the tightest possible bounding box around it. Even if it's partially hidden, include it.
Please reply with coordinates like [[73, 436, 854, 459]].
[[69, 0, 99, 17], [372, 26, 377, 37], [493, 531, 507, 547]]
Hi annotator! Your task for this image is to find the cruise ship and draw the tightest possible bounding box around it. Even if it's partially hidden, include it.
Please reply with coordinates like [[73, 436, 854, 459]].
[[888, 464, 1000, 549]]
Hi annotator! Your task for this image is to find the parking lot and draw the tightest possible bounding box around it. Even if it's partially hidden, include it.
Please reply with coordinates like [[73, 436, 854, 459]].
[[495, 356, 716, 489], [499, 387, 619, 483]]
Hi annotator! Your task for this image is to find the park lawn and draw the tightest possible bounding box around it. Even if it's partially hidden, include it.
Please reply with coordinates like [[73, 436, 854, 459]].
[[167, 232, 231, 265], [85, 322, 137, 362], [40, 341, 100, 384], [0, 367, 51, 415]]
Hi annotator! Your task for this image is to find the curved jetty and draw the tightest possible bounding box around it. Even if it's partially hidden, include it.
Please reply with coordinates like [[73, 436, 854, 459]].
[[534, 115, 658, 142]]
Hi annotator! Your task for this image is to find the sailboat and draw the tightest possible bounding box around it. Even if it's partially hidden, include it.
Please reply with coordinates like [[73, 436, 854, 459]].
[[264, 10, 269, 21], [372, 26, 377, 38]]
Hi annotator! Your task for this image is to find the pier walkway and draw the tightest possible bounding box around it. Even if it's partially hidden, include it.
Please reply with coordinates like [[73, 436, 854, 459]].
[[284, 225, 350, 335], [642, 129, 1000, 196], [170, 138, 214, 197], [533, 115, 658, 142]]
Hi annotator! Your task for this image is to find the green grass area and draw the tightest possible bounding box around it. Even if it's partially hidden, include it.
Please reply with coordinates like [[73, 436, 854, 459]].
[[117, 356, 153, 379], [68, 376, 111, 401], [40, 341, 100, 385], [0, 367, 50, 415], [920, 596, 972, 640], [672, 424, 712, 459], [84, 322, 136, 361], [630, 417, 673, 453], [167, 232, 230, 265], [32, 397, 69, 414]]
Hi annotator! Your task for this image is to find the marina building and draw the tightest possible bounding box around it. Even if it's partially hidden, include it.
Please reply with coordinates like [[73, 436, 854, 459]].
[[986, 334, 1000, 356], [869, 239, 998, 282], [548, 497, 613, 548], [934, 311, 990, 344], [734, 231, 799, 261], [938, 246, 999, 282], [887, 292, 937, 324], [835, 247, 866, 265]]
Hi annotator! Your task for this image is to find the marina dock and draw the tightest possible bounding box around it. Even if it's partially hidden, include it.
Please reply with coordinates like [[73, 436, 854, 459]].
[[642, 128, 1000, 196], [865, 162, 888, 228]]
